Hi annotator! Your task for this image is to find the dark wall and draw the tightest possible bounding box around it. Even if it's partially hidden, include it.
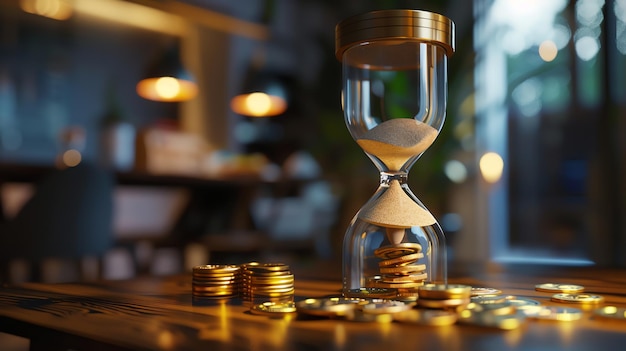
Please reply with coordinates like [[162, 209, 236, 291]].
[[0, 9, 178, 164]]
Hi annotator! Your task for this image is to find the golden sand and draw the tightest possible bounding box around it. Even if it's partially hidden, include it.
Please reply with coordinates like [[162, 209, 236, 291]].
[[358, 179, 436, 228], [356, 118, 438, 171]]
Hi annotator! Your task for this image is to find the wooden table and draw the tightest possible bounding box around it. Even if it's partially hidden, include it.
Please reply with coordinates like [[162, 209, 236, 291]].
[[1, 266, 625, 350]]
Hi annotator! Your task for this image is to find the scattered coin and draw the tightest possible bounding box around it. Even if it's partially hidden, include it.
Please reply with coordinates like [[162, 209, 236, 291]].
[[418, 297, 471, 309], [464, 302, 515, 316], [551, 293, 604, 304], [593, 306, 626, 322], [250, 301, 297, 316], [344, 287, 397, 299], [359, 300, 412, 314], [418, 284, 472, 300], [471, 287, 502, 296], [394, 308, 458, 326], [504, 296, 541, 307], [344, 309, 394, 323], [458, 308, 525, 330], [296, 297, 364, 317], [535, 283, 585, 293], [471, 295, 507, 304], [525, 306, 582, 321]]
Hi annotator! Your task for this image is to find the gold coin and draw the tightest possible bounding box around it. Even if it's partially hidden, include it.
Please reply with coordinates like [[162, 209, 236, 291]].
[[504, 296, 541, 307], [252, 289, 295, 296], [535, 283, 585, 293], [465, 302, 516, 316], [192, 285, 236, 291], [192, 291, 238, 297], [418, 284, 472, 299], [344, 288, 397, 299], [418, 298, 471, 309], [296, 297, 363, 317], [248, 278, 295, 286], [379, 265, 428, 275], [193, 264, 240, 273], [381, 272, 428, 283], [250, 301, 297, 316], [551, 293, 604, 304], [192, 271, 239, 278], [458, 309, 524, 330], [525, 306, 582, 321], [193, 276, 238, 283], [246, 263, 290, 272], [240, 262, 261, 268], [343, 309, 394, 323], [378, 253, 424, 267], [244, 271, 292, 277], [359, 300, 412, 314], [394, 308, 458, 326], [593, 306, 626, 321], [250, 284, 294, 291], [374, 243, 422, 259], [470, 287, 502, 296], [471, 295, 507, 304], [372, 281, 423, 289]]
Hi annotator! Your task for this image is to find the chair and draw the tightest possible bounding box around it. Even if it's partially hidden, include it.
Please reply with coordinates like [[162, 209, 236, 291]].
[[0, 162, 114, 283]]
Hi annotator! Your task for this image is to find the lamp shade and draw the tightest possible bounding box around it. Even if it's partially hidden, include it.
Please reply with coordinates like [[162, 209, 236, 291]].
[[136, 44, 198, 102], [230, 69, 289, 117]]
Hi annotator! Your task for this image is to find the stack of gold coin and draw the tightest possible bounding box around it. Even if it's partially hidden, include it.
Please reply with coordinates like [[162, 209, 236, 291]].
[[417, 284, 472, 309], [239, 262, 261, 302], [192, 264, 241, 301], [242, 263, 294, 306], [369, 243, 427, 296]]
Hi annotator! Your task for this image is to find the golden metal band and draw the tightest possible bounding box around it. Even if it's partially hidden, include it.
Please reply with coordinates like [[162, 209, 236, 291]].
[[335, 9, 455, 60]]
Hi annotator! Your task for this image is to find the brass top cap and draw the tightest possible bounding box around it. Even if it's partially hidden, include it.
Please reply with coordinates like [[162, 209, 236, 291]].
[[335, 9, 455, 61]]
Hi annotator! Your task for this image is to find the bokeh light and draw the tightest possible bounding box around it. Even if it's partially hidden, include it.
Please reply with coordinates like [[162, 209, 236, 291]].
[[479, 152, 505, 183], [155, 77, 181, 100], [539, 40, 559, 61], [245, 92, 272, 117]]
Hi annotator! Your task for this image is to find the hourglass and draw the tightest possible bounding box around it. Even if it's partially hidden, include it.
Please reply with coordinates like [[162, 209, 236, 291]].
[[335, 10, 455, 299]]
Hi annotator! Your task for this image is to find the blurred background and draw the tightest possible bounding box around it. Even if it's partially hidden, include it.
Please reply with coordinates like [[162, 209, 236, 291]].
[[0, 0, 625, 284]]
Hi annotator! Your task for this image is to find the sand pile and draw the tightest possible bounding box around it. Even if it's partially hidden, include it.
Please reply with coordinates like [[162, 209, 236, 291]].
[[356, 118, 438, 171]]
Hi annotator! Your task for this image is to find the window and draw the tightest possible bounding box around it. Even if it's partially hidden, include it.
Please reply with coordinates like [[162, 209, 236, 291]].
[[473, 0, 626, 266]]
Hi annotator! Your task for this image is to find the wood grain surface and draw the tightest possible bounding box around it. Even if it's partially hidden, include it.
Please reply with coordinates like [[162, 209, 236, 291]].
[[1, 268, 625, 351]]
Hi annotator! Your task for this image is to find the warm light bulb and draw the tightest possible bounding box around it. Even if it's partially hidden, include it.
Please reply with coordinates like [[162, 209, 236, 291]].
[[230, 92, 287, 117], [155, 77, 181, 99], [479, 152, 504, 183], [245, 92, 272, 116]]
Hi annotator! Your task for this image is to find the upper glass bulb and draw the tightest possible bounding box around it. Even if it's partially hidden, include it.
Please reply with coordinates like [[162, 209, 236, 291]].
[[336, 10, 455, 173]]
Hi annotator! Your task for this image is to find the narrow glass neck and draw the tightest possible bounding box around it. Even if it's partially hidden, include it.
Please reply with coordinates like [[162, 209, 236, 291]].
[[380, 171, 408, 186]]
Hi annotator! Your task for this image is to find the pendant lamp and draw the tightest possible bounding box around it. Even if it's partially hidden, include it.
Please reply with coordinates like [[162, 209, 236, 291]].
[[230, 66, 289, 117], [136, 43, 198, 102]]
